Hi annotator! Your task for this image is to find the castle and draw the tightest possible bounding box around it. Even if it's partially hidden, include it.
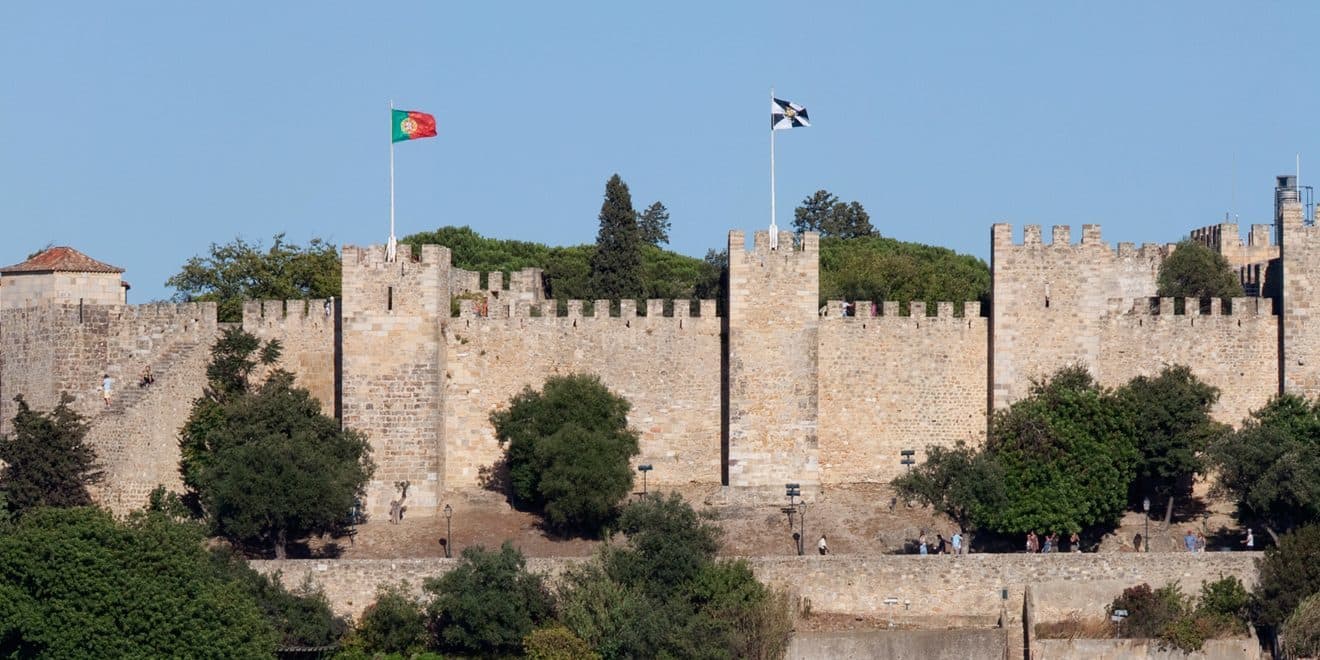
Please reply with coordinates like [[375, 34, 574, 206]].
[[1, 177, 1317, 519]]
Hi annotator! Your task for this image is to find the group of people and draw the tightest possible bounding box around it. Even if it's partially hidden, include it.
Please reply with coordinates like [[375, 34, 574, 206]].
[[915, 530, 964, 555], [1026, 530, 1081, 553], [99, 366, 157, 408]]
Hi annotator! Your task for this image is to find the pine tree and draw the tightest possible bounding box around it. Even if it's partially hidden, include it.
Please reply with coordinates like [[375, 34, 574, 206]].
[[637, 201, 671, 246], [588, 174, 643, 299], [0, 394, 103, 514]]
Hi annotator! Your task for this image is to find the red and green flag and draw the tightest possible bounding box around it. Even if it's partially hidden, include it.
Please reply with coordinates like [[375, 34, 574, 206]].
[[392, 109, 437, 143]]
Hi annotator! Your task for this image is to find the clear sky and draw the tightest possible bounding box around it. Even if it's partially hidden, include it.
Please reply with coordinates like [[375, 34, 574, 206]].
[[3, 2, 1318, 303]]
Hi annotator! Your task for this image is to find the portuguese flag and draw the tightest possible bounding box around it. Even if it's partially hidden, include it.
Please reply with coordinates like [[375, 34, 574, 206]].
[[392, 109, 437, 143]]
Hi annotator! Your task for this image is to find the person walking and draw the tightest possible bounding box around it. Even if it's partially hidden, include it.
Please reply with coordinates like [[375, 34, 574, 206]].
[[1042, 533, 1054, 554], [101, 374, 113, 407], [1184, 530, 1197, 553], [1196, 531, 1207, 553], [951, 531, 963, 555], [918, 531, 928, 556], [817, 534, 829, 556], [1070, 532, 1081, 553], [935, 534, 947, 555], [1244, 528, 1255, 551]]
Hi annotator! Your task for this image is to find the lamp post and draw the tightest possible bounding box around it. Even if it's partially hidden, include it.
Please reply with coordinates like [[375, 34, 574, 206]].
[[786, 483, 803, 556], [443, 504, 453, 558], [1142, 496, 1150, 553], [797, 501, 807, 556], [638, 464, 652, 497]]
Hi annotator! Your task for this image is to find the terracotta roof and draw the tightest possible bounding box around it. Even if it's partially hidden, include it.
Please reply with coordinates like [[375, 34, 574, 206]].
[[0, 247, 124, 275]]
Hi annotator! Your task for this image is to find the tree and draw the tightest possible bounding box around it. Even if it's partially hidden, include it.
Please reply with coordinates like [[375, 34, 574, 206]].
[[0, 393, 103, 514], [168, 233, 341, 323], [557, 495, 791, 660], [891, 442, 1006, 543], [982, 366, 1138, 535], [587, 174, 644, 299], [423, 542, 554, 656], [352, 583, 430, 656], [1284, 593, 1320, 659], [1115, 365, 1225, 523], [524, 625, 601, 660], [694, 249, 728, 309], [817, 234, 990, 311], [792, 189, 873, 238], [637, 201, 671, 246], [1209, 394, 1320, 541], [0, 507, 278, 657], [490, 374, 639, 536], [180, 327, 374, 558], [1253, 525, 1320, 629], [1157, 240, 1244, 300]]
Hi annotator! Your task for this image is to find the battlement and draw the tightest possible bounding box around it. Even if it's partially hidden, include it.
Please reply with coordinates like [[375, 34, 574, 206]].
[[341, 243, 450, 267], [456, 298, 719, 320], [1105, 296, 1274, 318], [992, 223, 1172, 258], [241, 299, 334, 327], [819, 300, 984, 320], [729, 229, 819, 258]]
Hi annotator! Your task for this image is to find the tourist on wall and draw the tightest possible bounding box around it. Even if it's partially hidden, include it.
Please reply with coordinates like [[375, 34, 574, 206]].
[[1196, 531, 1207, 553], [918, 531, 928, 555], [1070, 532, 1081, 552], [101, 374, 113, 407], [1244, 528, 1255, 551], [1184, 530, 1197, 552], [935, 534, 947, 555], [951, 531, 963, 555], [1026, 531, 1039, 553], [817, 534, 828, 555]]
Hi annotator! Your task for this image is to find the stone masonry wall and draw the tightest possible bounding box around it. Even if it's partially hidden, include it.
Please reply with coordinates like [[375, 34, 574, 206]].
[[1281, 199, 1320, 398], [817, 301, 988, 485], [443, 299, 721, 489], [727, 230, 821, 495], [991, 224, 1171, 410], [341, 244, 448, 519], [0, 302, 219, 512], [1094, 297, 1278, 425], [0, 271, 125, 310], [243, 299, 336, 417], [251, 552, 1260, 624]]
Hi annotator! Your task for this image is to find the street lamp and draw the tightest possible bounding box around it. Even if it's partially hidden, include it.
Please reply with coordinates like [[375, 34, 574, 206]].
[[900, 449, 916, 472], [786, 484, 804, 556], [1142, 497, 1150, 553], [443, 504, 453, 558], [638, 464, 652, 496]]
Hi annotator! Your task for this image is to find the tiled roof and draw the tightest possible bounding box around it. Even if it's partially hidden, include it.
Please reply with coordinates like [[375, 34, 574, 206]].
[[0, 247, 124, 275]]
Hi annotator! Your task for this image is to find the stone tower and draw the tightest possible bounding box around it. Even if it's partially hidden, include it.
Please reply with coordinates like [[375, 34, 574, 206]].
[[1278, 175, 1320, 397], [726, 229, 820, 498], [340, 243, 450, 518]]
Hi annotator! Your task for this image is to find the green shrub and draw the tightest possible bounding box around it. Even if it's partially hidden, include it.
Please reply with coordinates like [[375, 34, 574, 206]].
[[1284, 593, 1320, 659], [523, 625, 600, 660], [423, 542, 553, 656], [1109, 583, 1189, 639], [1254, 525, 1320, 628], [355, 583, 428, 655], [491, 374, 639, 536]]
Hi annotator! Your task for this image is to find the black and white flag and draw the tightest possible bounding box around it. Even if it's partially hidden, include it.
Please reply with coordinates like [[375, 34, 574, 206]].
[[771, 97, 809, 130]]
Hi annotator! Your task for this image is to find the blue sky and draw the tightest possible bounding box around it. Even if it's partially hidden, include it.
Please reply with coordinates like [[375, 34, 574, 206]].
[[3, 2, 1318, 303]]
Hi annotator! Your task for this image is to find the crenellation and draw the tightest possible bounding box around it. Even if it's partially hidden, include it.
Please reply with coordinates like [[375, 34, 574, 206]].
[[964, 301, 981, 318], [909, 301, 926, 317], [1081, 224, 1102, 245], [672, 299, 689, 318], [854, 301, 875, 319], [937, 302, 954, 318], [593, 299, 611, 318], [698, 299, 717, 317], [566, 300, 583, 317], [1023, 224, 1043, 246], [883, 301, 899, 317], [1117, 242, 1136, 257], [619, 300, 636, 317], [1140, 243, 1163, 258], [1051, 225, 1071, 246], [646, 299, 664, 317]]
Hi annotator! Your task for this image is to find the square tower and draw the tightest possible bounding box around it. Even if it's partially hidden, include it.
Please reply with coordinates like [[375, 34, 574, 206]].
[[726, 229, 820, 498]]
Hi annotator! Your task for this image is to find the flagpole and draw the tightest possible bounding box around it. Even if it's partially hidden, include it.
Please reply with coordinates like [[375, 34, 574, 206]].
[[388, 100, 398, 262], [770, 87, 778, 250]]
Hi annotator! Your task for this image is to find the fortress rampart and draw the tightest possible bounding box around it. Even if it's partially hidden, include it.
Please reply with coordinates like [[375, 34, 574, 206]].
[[3, 188, 1318, 516]]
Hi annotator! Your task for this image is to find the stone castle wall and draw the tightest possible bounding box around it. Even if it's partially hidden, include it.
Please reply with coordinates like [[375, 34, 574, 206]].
[[727, 230, 821, 496], [1094, 297, 1279, 425], [442, 299, 721, 489], [242, 298, 337, 417], [0, 301, 219, 512], [251, 552, 1261, 623], [817, 301, 988, 482], [340, 244, 449, 519]]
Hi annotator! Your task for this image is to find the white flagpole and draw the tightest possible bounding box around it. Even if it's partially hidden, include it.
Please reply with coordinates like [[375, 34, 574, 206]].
[[387, 100, 398, 262], [770, 87, 778, 250]]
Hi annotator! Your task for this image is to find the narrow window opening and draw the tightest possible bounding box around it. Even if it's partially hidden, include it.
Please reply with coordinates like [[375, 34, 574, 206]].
[[387, 286, 394, 311]]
